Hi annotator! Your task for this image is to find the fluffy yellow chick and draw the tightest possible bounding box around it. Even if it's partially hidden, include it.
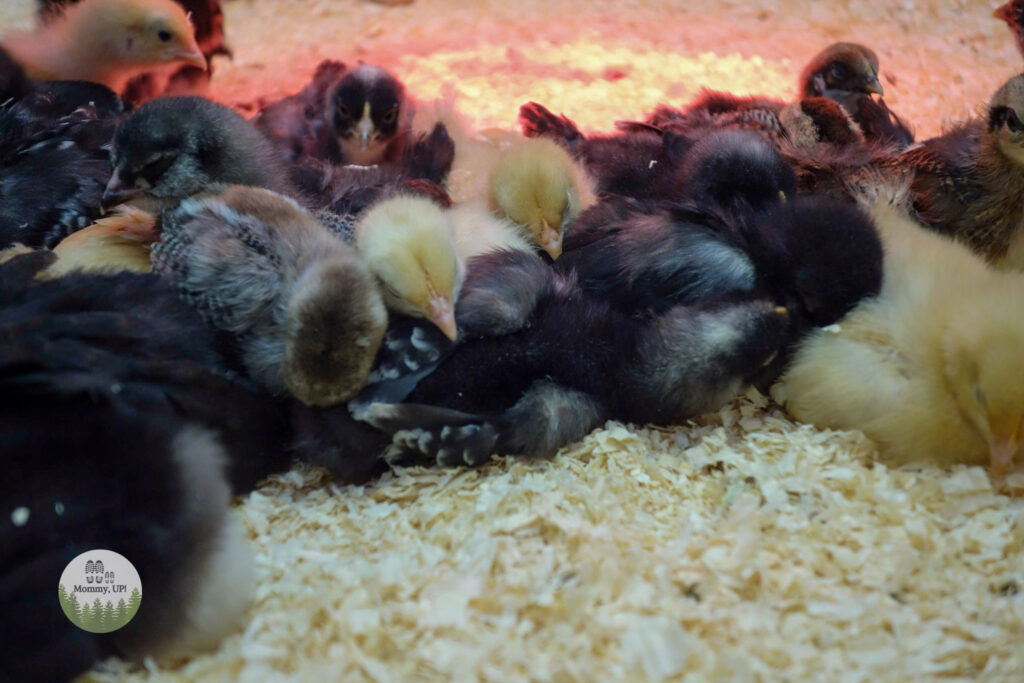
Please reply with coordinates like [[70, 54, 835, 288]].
[[487, 137, 594, 260], [355, 195, 464, 340], [775, 195, 1024, 475], [3, 0, 205, 93], [45, 207, 158, 278]]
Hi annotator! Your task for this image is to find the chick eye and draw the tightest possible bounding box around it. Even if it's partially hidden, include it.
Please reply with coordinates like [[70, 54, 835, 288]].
[[158, 29, 172, 42], [828, 62, 849, 81], [382, 108, 399, 125], [337, 104, 351, 118], [139, 154, 175, 182], [1008, 110, 1024, 133]]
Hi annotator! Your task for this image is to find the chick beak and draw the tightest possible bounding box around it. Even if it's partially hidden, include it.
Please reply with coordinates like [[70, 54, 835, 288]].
[[539, 220, 563, 260], [100, 169, 141, 212], [176, 40, 208, 70], [994, 3, 1013, 23], [425, 293, 457, 341], [989, 436, 1018, 476], [864, 73, 884, 96], [357, 102, 375, 151]]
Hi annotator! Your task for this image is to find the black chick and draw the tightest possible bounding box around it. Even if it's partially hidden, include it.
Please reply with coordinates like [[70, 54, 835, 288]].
[[37, 0, 231, 104], [255, 61, 409, 167], [996, 1, 1024, 60], [0, 251, 292, 491], [894, 74, 1024, 269], [103, 96, 295, 210], [2, 400, 252, 683], [519, 101, 692, 199], [798, 42, 913, 148], [357, 249, 790, 467], [0, 96, 121, 249], [557, 132, 882, 373]]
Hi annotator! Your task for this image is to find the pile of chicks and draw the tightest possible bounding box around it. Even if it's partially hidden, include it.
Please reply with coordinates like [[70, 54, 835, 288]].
[[5, 0, 1024, 679]]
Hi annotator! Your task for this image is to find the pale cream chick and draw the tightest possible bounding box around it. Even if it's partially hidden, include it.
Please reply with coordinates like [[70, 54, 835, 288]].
[[3, 0, 205, 93], [355, 195, 464, 340], [776, 197, 1024, 474], [487, 137, 595, 260]]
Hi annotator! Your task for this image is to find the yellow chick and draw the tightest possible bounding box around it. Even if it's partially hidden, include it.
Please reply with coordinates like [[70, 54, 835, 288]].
[[44, 207, 158, 278], [775, 195, 1024, 475], [487, 137, 595, 260], [3, 0, 206, 93], [355, 195, 464, 340]]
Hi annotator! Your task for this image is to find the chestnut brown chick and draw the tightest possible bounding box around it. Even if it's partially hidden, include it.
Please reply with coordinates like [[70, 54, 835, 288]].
[[897, 74, 1024, 270], [798, 42, 913, 148], [3, 0, 206, 95], [354, 195, 464, 340], [487, 138, 594, 260], [776, 195, 1024, 475]]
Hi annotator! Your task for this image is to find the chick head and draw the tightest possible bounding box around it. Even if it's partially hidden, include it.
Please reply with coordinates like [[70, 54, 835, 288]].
[[83, 0, 206, 71], [327, 64, 405, 163], [799, 42, 883, 99], [679, 129, 796, 213], [488, 138, 580, 260], [943, 293, 1024, 474], [355, 195, 464, 340], [988, 75, 1024, 167], [282, 257, 388, 407], [104, 97, 268, 209]]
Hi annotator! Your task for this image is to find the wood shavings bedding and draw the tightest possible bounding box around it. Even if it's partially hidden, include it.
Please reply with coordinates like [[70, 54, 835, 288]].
[[1, 0, 1021, 679]]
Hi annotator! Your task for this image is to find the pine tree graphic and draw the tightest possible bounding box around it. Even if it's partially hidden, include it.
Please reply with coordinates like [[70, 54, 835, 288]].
[[79, 602, 91, 628], [92, 598, 104, 631], [125, 587, 142, 623]]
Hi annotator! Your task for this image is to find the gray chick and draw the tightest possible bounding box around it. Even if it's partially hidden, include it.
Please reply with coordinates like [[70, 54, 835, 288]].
[[102, 96, 296, 211], [152, 185, 387, 406]]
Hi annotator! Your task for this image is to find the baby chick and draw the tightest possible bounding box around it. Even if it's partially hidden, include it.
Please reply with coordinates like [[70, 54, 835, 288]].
[[0, 250, 293, 491], [3, 0, 206, 94], [0, 102, 117, 249], [777, 195, 1024, 474], [327, 64, 409, 166], [487, 137, 594, 259], [354, 194, 463, 340], [152, 185, 388, 406], [897, 74, 1024, 269], [995, 1, 1024, 61], [360, 249, 790, 466], [255, 61, 409, 167], [103, 96, 294, 210], [799, 42, 913, 148], [38, 0, 229, 103]]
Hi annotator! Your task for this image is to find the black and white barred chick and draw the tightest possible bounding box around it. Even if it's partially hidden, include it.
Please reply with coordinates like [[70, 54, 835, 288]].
[[152, 185, 388, 406]]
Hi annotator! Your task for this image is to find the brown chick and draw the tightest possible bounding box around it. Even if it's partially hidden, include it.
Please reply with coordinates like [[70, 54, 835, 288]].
[[355, 195, 464, 340], [487, 138, 595, 260], [44, 207, 158, 278], [896, 74, 1024, 270], [776, 193, 1024, 475], [3, 0, 206, 94]]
